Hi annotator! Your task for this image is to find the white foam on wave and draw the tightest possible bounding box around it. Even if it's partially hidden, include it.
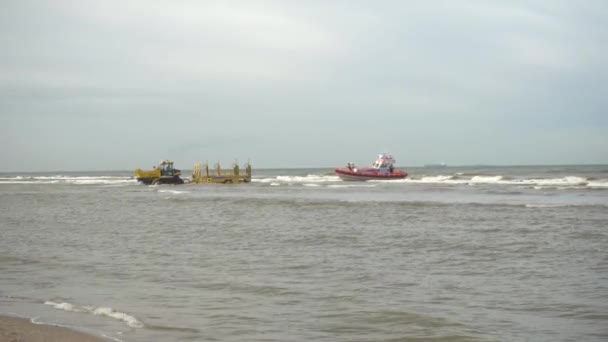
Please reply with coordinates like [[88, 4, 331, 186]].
[[44, 301, 82, 312], [251, 173, 603, 189], [255, 174, 339, 184], [278, 175, 339, 183], [44, 300, 143, 328], [418, 175, 456, 183], [470, 175, 504, 183], [400, 176, 468, 185], [0, 176, 28, 180], [89, 307, 144, 328], [405, 174, 595, 188], [588, 180, 608, 188], [0, 175, 136, 185], [157, 189, 189, 194], [68, 179, 136, 185], [0, 180, 61, 184], [533, 176, 587, 186], [87, 171, 603, 189]]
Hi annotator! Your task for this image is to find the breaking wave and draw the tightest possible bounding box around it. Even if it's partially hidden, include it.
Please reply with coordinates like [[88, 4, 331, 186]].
[[404, 175, 606, 188], [44, 301, 144, 328], [0, 175, 136, 185], [2, 172, 606, 190], [157, 189, 190, 194], [252, 173, 608, 189], [254, 174, 340, 184]]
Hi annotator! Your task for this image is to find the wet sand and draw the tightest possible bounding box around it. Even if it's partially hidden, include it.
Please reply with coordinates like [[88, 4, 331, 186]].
[[0, 315, 105, 342]]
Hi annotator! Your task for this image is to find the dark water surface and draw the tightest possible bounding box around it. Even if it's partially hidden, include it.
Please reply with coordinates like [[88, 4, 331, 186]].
[[1, 165, 607, 341]]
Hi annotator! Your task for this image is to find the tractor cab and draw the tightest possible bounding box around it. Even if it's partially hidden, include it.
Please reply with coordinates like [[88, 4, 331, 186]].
[[158, 160, 181, 177]]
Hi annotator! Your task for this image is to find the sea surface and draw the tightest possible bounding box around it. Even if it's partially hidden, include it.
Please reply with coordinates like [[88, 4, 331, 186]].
[[1, 165, 607, 342]]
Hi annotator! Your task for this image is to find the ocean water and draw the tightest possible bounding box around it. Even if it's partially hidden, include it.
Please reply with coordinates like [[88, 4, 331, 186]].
[[1, 165, 607, 342]]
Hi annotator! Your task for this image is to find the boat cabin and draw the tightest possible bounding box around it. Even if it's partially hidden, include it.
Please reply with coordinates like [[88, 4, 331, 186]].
[[372, 153, 396, 170]]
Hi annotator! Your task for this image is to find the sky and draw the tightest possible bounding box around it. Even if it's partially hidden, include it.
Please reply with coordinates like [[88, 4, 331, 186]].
[[1, 0, 607, 171]]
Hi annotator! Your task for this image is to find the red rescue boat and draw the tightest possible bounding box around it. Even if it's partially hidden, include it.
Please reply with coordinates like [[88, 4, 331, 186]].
[[334, 153, 408, 181]]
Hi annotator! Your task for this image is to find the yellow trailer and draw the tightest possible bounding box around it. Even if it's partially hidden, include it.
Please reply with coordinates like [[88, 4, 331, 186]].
[[192, 162, 251, 184]]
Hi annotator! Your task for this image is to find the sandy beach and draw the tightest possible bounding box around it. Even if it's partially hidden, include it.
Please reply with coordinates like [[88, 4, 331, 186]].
[[0, 315, 105, 342]]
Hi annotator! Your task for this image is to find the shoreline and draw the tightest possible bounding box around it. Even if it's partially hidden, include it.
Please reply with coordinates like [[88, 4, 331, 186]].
[[0, 314, 106, 342]]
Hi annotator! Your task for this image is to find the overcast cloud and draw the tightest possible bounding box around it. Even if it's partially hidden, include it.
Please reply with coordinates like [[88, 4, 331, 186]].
[[1, 0, 606, 171]]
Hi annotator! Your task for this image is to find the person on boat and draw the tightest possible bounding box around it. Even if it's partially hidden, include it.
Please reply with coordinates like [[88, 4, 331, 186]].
[[389, 164, 394, 173], [347, 162, 353, 171]]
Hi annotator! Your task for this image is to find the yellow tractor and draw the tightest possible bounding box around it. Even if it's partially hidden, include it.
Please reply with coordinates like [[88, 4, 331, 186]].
[[134, 160, 184, 185]]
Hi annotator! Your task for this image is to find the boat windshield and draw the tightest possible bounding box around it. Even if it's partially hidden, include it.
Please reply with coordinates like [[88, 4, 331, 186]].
[[373, 160, 393, 169], [373, 161, 390, 169], [372, 154, 396, 169]]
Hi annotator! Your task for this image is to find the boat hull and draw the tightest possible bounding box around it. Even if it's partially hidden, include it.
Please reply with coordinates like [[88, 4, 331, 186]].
[[334, 168, 407, 181]]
